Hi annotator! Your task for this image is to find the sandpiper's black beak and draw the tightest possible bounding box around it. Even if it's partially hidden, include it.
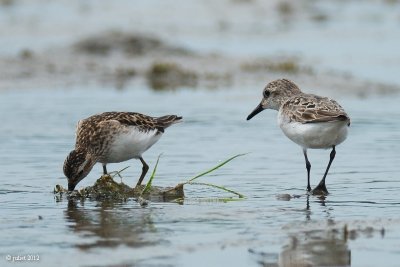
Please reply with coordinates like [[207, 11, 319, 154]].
[[247, 103, 264, 120], [68, 182, 76, 191]]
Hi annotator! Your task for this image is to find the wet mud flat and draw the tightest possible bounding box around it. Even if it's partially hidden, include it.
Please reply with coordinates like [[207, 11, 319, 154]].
[[1, 30, 399, 97]]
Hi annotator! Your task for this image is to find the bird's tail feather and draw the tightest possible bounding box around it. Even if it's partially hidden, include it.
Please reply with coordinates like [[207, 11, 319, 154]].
[[156, 115, 183, 128]]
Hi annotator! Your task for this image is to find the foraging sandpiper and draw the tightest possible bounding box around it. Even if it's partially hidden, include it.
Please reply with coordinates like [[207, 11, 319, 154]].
[[247, 79, 350, 194], [63, 112, 182, 191]]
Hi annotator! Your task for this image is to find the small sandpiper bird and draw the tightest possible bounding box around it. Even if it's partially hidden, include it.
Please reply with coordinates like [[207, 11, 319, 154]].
[[63, 112, 182, 191], [246, 79, 350, 194]]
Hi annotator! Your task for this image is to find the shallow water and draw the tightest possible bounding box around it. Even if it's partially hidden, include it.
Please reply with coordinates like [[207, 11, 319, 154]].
[[1, 0, 400, 266], [1, 85, 400, 267]]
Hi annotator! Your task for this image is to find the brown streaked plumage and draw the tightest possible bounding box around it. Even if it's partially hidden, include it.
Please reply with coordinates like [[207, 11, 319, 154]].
[[281, 94, 350, 125], [63, 112, 182, 191]]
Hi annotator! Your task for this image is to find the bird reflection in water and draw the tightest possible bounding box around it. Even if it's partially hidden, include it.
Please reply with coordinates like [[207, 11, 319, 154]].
[[279, 230, 351, 267], [64, 200, 162, 250], [250, 195, 351, 267], [281, 195, 350, 267]]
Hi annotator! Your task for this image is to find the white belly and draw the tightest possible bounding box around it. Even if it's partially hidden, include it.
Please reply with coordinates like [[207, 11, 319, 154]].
[[102, 127, 162, 163], [278, 116, 349, 149]]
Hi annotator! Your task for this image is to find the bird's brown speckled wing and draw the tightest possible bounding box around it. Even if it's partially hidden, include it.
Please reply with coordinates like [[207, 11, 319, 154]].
[[74, 112, 182, 153], [88, 112, 181, 132], [282, 94, 350, 125], [90, 112, 158, 130]]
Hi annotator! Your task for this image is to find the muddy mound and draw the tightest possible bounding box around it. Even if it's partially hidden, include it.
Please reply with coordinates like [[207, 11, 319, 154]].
[[73, 31, 191, 56]]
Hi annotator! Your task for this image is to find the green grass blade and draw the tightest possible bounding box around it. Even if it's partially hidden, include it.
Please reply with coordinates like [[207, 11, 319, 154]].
[[110, 166, 130, 179], [188, 182, 245, 198], [185, 153, 247, 183], [141, 154, 162, 195]]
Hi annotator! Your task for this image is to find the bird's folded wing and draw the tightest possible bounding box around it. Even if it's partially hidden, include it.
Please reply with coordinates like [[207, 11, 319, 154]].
[[99, 112, 158, 130], [284, 95, 350, 124], [301, 109, 349, 123]]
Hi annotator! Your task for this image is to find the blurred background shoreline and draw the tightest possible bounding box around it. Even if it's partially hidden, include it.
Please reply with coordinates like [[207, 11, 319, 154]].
[[1, 0, 399, 95]]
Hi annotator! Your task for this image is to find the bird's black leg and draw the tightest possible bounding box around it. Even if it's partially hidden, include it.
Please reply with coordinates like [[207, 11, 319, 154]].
[[303, 148, 312, 192], [137, 157, 149, 186], [103, 164, 108, 175], [312, 146, 336, 195]]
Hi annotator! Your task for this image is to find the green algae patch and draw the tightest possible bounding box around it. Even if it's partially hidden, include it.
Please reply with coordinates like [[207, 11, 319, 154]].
[[54, 174, 184, 202], [147, 62, 198, 90], [54, 154, 245, 203], [241, 58, 313, 75], [74, 31, 190, 56]]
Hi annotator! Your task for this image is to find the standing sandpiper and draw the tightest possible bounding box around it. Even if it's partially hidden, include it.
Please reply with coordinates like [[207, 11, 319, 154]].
[[63, 112, 182, 191], [246, 79, 350, 195]]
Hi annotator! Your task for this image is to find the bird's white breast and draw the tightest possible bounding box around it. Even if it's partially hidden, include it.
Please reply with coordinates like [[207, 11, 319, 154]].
[[103, 127, 162, 163], [278, 112, 349, 149]]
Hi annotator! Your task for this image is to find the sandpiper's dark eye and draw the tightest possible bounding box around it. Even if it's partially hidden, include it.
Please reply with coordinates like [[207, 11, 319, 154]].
[[263, 90, 270, 98]]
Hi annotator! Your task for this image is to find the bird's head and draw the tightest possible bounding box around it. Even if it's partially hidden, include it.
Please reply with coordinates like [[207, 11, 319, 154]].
[[63, 149, 95, 191], [247, 79, 301, 120]]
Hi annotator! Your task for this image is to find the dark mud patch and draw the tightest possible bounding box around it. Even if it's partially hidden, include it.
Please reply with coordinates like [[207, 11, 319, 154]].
[[73, 31, 191, 56], [54, 175, 184, 203], [241, 57, 314, 75], [147, 62, 198, 90]]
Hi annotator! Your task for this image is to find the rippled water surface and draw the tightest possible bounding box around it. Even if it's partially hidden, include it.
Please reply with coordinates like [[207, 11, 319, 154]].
[[1, 0, 400, 266], [1, 86, 400, 267]]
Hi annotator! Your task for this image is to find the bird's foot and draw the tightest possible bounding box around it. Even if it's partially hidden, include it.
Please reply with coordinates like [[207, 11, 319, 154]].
[[311, 182, 329, 196]]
